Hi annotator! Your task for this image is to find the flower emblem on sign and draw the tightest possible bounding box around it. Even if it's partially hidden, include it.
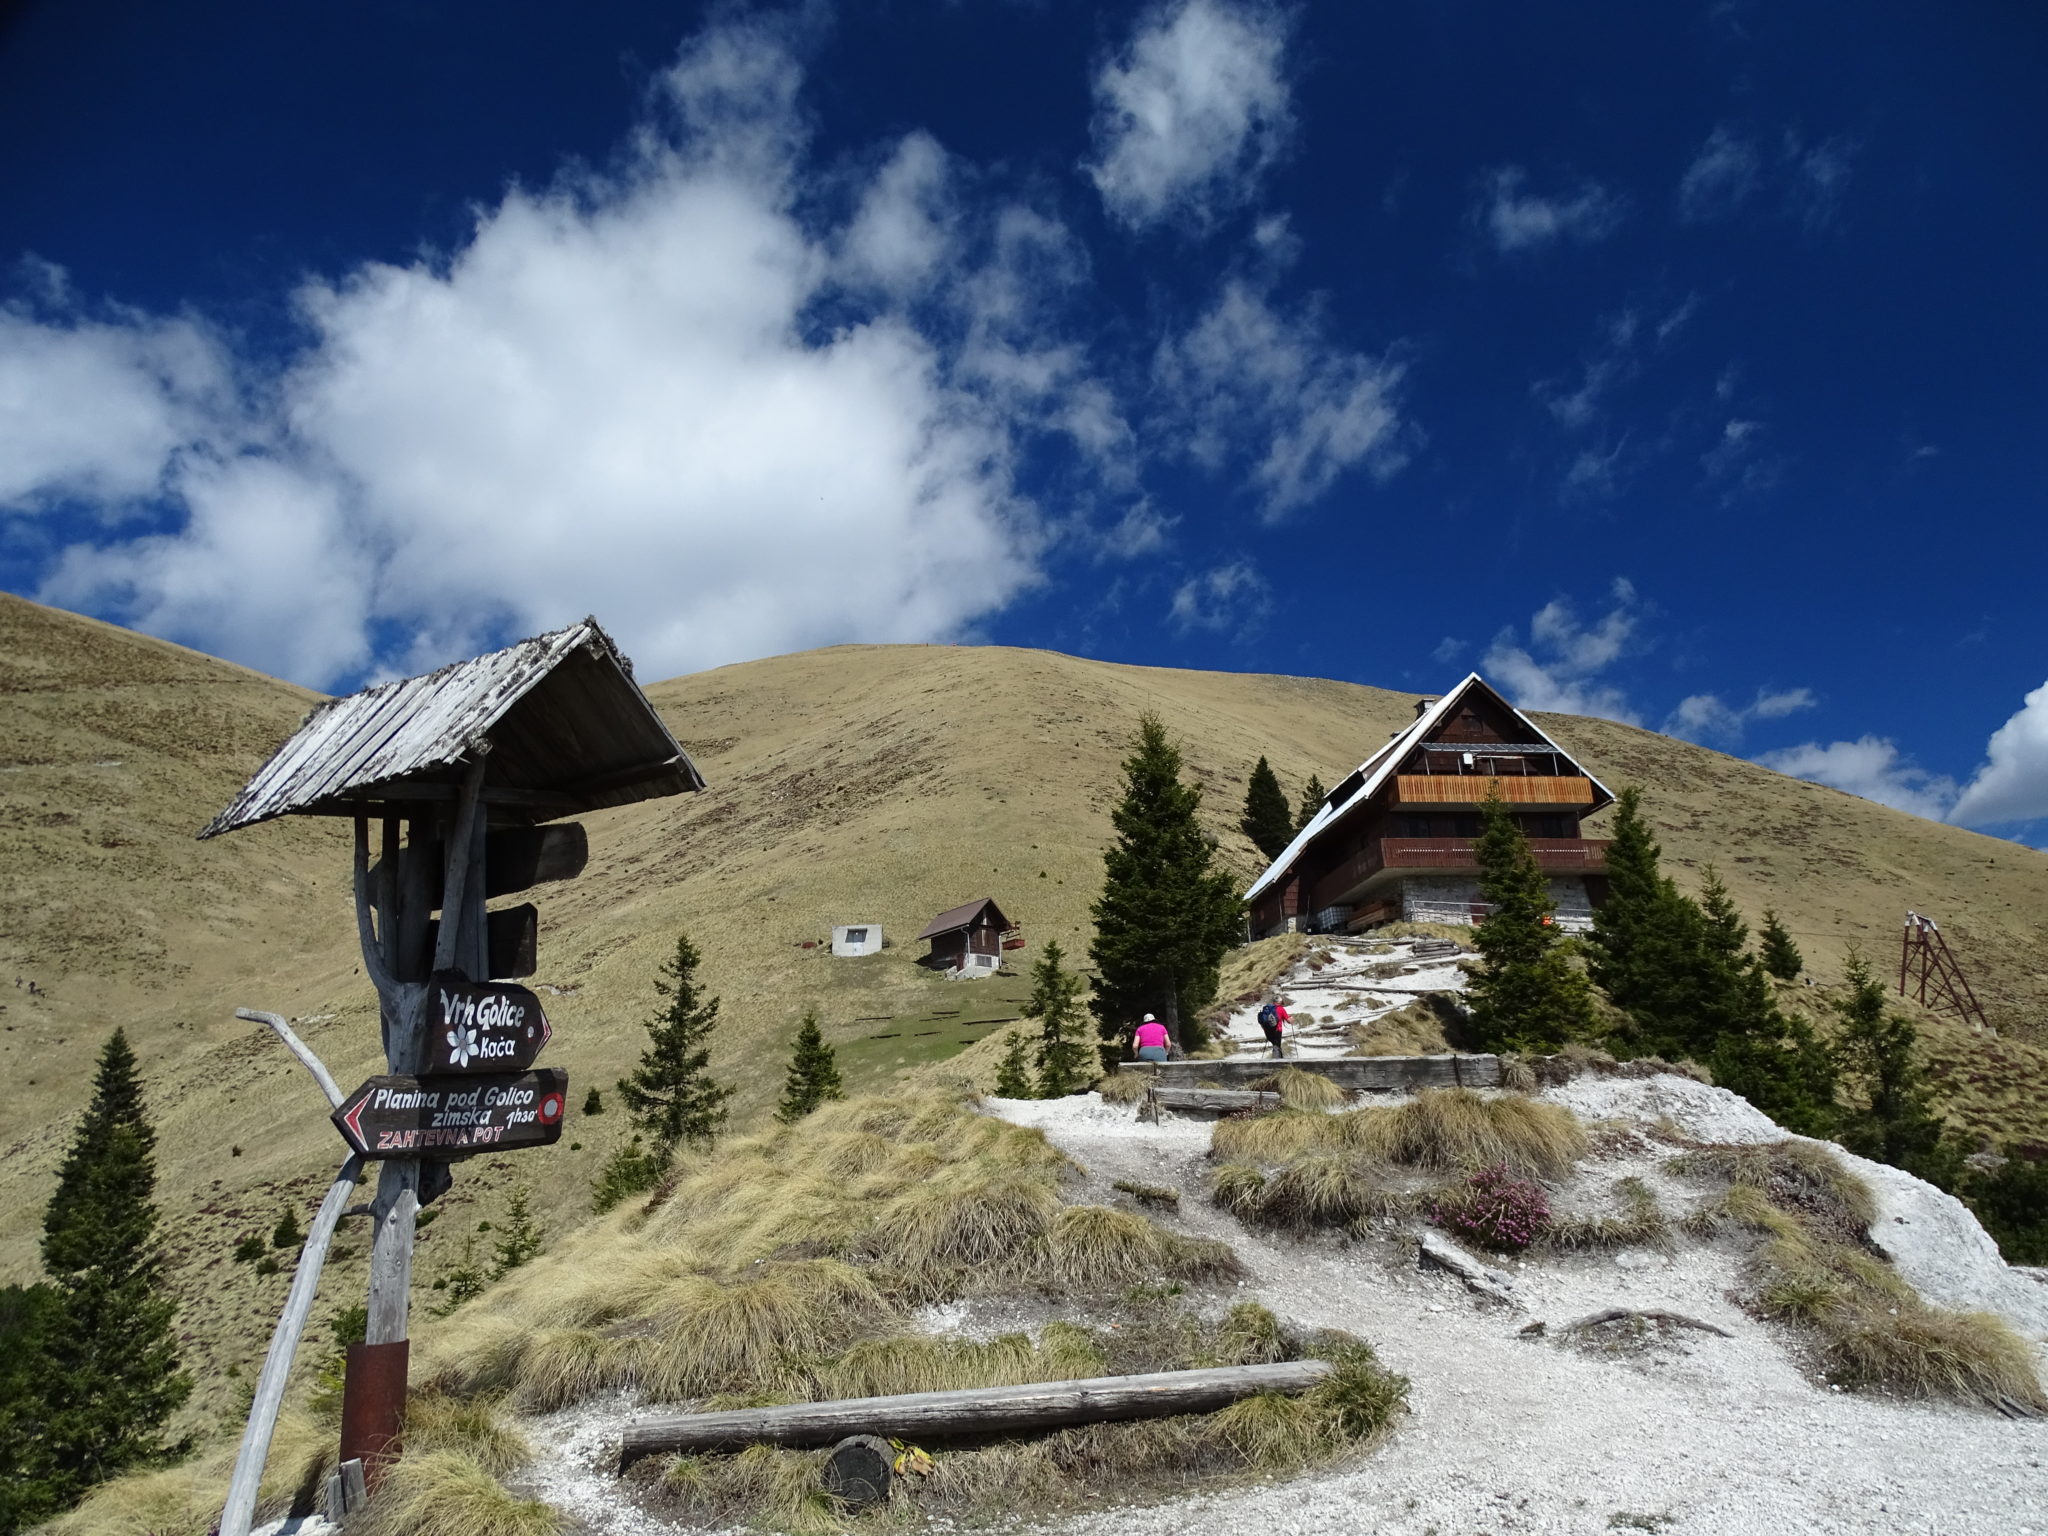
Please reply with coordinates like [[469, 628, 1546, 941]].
[[446, 1026, 479, 1069]]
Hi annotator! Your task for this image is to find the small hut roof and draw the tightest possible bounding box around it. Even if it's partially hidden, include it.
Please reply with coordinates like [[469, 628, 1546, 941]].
[[200, 617, 703, 839], [916, 897, 1014, 941]]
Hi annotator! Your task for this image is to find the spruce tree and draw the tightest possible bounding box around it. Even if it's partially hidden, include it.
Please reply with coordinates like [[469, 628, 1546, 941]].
[[1028, 940, 1092, 1098], [617, 933, 733, 1162], [1834, 951, 1960, 1187], [775, 1008, 845, 1124], [1295, 774, 1327, 834], [1759, 909, 1803, 981], [1089, 715, 1245, 1054], [1588, 787, 1699, 1045], [992, 1031, 1035, 1099], [1465, 791, 1596, 1052], [1704, 956, 1839, 1139], [25, 1030, 190, 1518], [1239, 756, 1295, 862], [0, 1284, 60, 1534], [489, 1185, 543, 1277]]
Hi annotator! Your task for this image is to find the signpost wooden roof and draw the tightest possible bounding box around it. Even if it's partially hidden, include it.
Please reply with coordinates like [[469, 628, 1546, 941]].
[[199, 616, 702, 840]]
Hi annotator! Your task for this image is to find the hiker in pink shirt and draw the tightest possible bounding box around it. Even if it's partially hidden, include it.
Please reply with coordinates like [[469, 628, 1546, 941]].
[[1133, 1013, 1170, 1062]]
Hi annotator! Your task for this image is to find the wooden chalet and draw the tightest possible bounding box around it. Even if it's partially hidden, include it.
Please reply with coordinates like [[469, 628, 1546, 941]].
[[1246, 674, 1614, 938], [915, 897, 1017, 976]]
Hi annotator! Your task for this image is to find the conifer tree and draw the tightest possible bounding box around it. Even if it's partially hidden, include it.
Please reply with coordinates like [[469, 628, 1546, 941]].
[[1028, 940, 1092, 1098], [490, 1185, 543, 1276], [1703, 956, 1839, 1139], [617, 933, 733, 1163], [1295, 774, 1327, 835], [0, 1283, 60, 1535], [775, 1009, 845, 1124], [992, 1031, 1035, 1099], [1834, 951, 1960, 1187], [1588, 788, 1703, 1047], [1239, 757, 1295, 862], [21, 1030, 191, 1520], [1465, 791, 1596, 1052], [1759, 909, 1803, 981], [1090, 715, 1245, 1054]]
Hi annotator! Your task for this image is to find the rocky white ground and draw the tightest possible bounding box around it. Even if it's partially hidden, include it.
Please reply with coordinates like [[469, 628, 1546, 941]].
[[988, 1078, 2048, 1536], [1215, 936, 1472, 1059]]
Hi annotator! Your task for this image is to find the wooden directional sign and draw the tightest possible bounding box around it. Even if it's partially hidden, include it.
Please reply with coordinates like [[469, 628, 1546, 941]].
[[332, 1068, 568, 1159], [426, 974, 552, 1074]]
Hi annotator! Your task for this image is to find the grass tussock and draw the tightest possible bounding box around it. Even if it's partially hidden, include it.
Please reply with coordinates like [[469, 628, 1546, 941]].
[[1249, 1068, 1350, 1112], [1543, 1176, 1670, 1252], [1683, 1141, 2047, 1414], [356, 1451, 564, 1536], [1211, 1109, 1339, 1164], [1209, 1162, 1267, 1217], [1256, 1154, 1411, 1231], [406, 1391, 533, 1477], [1097, 1070, 1154, 1107], [39, 1408, 332, 1536], [819, 1323, 1105, 1398], [1209, 1090, 1586, 1182], [1343, 1089, 1586, 1179]]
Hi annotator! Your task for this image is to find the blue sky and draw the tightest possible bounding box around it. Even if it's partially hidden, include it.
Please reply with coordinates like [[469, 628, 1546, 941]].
[[3, 1, 2045, 840]]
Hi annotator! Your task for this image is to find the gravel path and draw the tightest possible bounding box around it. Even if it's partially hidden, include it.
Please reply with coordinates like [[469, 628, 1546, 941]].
[[988, 1081, 2048, 1536], [1214, 938, 1470, 1059]]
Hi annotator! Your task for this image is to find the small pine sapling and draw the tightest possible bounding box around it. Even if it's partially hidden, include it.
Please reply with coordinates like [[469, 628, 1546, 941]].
[[490, 1184, 543, 1277], [270, 1209, 304, 1251], [616, 931, 733, 1164], [775, 1008, 846, 1124], [591, 1135, 665, 1213], [232, 1234, 266, 1264], [1028, 940, 1092, 1098], [434, 1236, 489, 1315], [1759, 908, 1803, 981], [992, 1032, 1035, 1099], [582, 1086, 604, 1116]]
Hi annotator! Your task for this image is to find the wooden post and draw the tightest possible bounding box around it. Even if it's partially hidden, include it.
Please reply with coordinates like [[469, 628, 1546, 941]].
[[347, 758, 488, 1489]]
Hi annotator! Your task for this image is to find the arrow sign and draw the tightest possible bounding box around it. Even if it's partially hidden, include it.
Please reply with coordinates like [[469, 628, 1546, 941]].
[[332, 1068, 568, 1159], [426, 974, 552, 1074]]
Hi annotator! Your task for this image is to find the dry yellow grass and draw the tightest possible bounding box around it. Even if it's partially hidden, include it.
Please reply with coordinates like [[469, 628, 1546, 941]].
[[7, 590, 2048, 1407], [355, 1451, 564, 1536], [1209, 1089, 1586, 1181]]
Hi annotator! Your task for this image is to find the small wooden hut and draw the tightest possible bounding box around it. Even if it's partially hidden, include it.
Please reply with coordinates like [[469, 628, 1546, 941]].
[[915, 897, 1016, 976]]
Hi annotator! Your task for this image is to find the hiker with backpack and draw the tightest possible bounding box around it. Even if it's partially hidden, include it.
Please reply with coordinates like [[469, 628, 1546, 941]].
[[1256, 996, 1290, 1058]]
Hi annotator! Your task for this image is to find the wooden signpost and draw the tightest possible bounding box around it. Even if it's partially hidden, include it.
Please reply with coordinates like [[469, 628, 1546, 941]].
[[199, 618, 705, 1534], [332, 1068, 569, 1157], [424, 976, 552, 1073]]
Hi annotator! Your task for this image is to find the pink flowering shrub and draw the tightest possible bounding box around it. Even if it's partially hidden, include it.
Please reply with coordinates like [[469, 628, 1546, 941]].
[[1432, 1161, 1550, 1251]]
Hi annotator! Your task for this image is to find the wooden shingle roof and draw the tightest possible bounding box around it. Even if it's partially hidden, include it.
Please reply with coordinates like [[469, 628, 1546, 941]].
[[200, 617, 703, 839]]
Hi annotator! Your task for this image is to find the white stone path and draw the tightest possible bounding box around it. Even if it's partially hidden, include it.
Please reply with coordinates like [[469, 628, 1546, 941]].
[[1215, 936, 1474, 1060]]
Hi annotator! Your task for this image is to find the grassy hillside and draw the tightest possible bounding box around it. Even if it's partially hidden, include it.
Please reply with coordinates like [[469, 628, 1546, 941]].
[[3, 593, 2046, 1426]]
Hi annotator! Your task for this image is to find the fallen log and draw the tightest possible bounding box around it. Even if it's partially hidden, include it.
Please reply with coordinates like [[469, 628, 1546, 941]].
[[617, 1360, 1332, 1468], [1127, 1056, 1502, 1091]]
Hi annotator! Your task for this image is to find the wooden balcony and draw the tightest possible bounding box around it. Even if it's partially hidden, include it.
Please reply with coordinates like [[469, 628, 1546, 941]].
[[1311, 837, 1609, 910], [1394, 774, 1594, 807]]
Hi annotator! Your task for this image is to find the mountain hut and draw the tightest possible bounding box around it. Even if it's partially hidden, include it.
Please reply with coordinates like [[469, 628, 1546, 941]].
[[915, 897, 1017, 976], [1246, 672, 1613, 937]]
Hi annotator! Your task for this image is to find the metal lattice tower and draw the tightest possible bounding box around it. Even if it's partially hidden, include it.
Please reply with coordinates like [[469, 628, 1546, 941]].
[[1899, 910, 1991, 1033]]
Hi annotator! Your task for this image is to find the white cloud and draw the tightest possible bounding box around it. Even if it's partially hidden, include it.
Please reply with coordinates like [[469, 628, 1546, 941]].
[[839, 131, 956, 295], [1169, 557, 1268, 632], [1481, 578, 1643, 723], [1701, 417, 1781, 499], [6, 17, 1154, 687], [1098, 500, 1174, 559], [1475, 167, 1624, 253], [1949, 680, 2048, 826], [1086, 0, 1294, 231], [0, 305, 238, 508], [1663, 685, 1815, 744], [1676, 126, 1761, 222], [1154, 278, 1406, 518], [1757, 737, 1958, 822]]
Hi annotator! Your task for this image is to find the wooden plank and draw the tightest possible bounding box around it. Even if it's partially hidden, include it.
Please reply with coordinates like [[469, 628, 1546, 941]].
[[1125, 1055, 1501, 1091], [617, 1360, 1332, 1467], [1150, 1088, 1279, 1114], [333, 1069, 569, 1158], [423, 904, 538, 980]]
